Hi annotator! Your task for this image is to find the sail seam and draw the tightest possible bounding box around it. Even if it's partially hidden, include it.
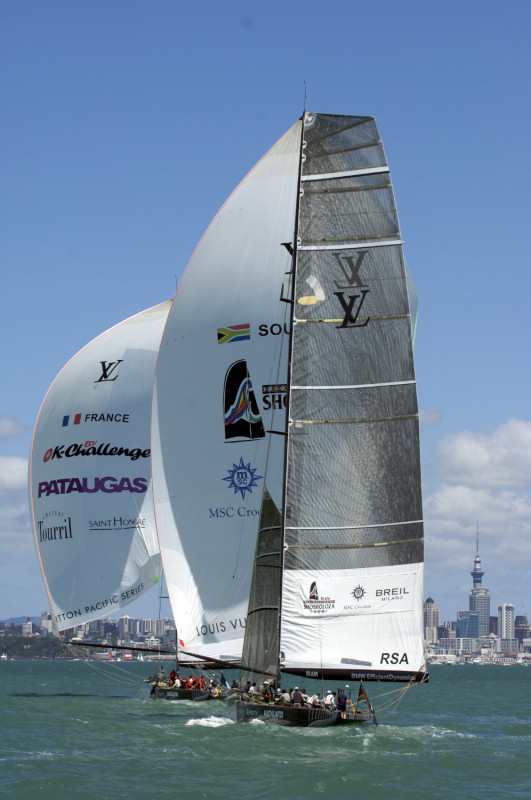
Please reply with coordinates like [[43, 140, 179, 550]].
[[291, 414, 418, 425], [301, 166, 389, 181], [294, 314, 408, 325], [298, 239, 402, 251], [291, 380, 416, 390], [284, 538, 423, 551], [286, 520, 423, 531]]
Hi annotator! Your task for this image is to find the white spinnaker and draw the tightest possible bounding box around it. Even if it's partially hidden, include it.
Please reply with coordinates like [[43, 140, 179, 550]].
[[152, 121, 301, 660], [29, 301, 170, 630]]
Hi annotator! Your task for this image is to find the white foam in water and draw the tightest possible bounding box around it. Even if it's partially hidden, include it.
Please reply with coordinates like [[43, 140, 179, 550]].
[[185, 716, 235, 728]]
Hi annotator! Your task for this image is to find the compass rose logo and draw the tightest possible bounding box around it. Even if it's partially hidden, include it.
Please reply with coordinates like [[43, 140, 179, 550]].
[[351, 585, 366, 601], [222, 456, 263, 499]]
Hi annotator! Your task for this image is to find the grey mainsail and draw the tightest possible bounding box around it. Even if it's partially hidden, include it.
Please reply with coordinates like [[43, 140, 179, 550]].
[[241, 113, 427, 685]]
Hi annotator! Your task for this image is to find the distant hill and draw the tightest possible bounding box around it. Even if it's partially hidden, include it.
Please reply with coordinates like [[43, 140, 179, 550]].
[[2, 617, 41, 626]]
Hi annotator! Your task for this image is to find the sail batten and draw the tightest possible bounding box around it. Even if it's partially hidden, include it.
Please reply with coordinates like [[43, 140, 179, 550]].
[[292, 380, 416, 389], [299, 239, 402, 251], [302, 166, 390, 181]]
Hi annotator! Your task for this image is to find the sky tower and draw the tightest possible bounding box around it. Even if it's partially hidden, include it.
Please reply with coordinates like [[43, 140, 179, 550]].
[[469, 523, 490, 636]]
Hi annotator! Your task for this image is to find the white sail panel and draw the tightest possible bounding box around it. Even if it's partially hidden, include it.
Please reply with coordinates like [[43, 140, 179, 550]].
[[152, 122, 301, 659], [29, 301, 170, 630], [281, 564, 425, 677]]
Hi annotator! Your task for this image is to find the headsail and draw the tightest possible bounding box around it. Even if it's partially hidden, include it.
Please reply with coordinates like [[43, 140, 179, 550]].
[[29, 301, 170, 631], [151, 122, 302, 661]]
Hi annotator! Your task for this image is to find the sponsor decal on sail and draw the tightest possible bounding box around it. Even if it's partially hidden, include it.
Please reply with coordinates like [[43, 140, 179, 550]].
[[94, 360, 123, 383], [37, 510, 73, 543], [332, 250, 371, 329], [62, 412, 130, 426], [262, 384, 287, 410], [224, 361, 265, 441], [55, 582, 145, 624], [217, 324, 250, 344], [222, 457, 263, 499], [88, 516, 146, 532], [43, 442, 150, 462], [302, 581, 336, 614], [37, 476, 148, 497]]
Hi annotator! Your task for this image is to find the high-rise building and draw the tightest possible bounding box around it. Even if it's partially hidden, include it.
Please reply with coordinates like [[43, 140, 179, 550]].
[[469, 526, 490, 636], [424, 597, 440, 642], [515, 615, 529, 646], [457, 610, 479, 638], [498, 603, 515, 639]]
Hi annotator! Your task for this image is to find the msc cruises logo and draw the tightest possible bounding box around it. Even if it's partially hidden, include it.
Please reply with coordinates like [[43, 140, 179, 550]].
[[351, 585, 366, 601], [222, 457, 263, 499]]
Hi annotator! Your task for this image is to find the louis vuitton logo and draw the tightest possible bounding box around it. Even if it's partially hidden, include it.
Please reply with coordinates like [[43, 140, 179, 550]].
[[332, 250, 370, 328], [95, 360, 123, 383], [332, 250, 369, 289], [334, 291, 370, 328]]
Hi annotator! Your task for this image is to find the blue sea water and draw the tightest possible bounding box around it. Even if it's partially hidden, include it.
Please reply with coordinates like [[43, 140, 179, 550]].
[[0, 660, 529, 800]]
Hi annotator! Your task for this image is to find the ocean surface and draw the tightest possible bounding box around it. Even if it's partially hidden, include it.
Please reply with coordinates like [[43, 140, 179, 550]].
[[1, 659, 529, 800]]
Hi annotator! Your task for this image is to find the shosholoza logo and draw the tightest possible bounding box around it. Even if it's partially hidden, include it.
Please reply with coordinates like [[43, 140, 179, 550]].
[[224, 361, 265, 441], [302, 581, 335, 614]]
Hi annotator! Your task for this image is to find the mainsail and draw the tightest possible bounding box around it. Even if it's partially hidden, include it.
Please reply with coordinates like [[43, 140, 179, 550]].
[[151, 123, 300, 660], [29, 301, 170, 631], [241, 113, 426, 686]]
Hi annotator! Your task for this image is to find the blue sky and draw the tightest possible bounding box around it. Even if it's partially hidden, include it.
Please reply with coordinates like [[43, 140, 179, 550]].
[[1, 0, 530, 624]]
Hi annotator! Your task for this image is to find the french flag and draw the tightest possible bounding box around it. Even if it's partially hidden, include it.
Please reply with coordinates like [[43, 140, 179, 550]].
[[62, 413, 82, 427]]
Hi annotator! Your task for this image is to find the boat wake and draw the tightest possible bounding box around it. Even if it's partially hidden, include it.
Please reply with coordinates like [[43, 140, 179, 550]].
[[185, 715, 235, 728]]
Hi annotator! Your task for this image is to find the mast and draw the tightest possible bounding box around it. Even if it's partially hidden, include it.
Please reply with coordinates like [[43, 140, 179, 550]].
[[275, 114, 307, 685]]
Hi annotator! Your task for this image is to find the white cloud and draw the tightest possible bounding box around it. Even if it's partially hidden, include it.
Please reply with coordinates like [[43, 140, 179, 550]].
[[0, 415, 27, 441], [419, 408, 443, 429], [422, 419, 531, 620], [0, 456, 28, 490], [432, 418, 531, 489]]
